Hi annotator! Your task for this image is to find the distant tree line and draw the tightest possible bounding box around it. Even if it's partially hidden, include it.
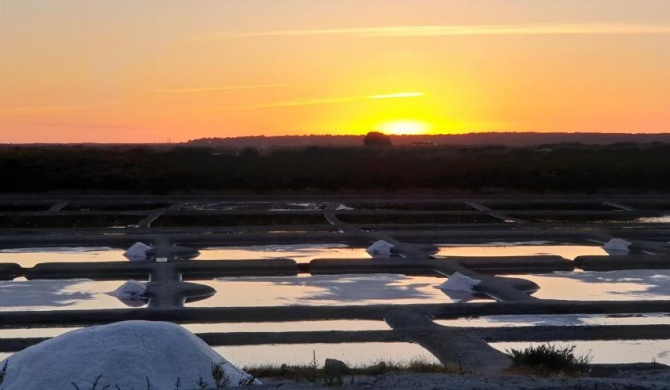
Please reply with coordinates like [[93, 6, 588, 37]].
[[186, 133, 670, 148], [0, 143, 669, 194]]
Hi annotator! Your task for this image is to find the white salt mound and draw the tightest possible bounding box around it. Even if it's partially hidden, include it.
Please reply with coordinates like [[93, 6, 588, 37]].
[[110, 280, 146, 299], [437, 272, 481, 292], [123, 242, 152, 261], [366, 240, 394, 258], [0, 320, 257, 389], [109, 280, 148, 307], [603, 238, 631, 255]]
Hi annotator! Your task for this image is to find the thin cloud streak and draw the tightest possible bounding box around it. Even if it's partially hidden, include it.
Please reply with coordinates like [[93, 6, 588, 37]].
[[0, 99, 146, 118], [0, 84, 292, 117], [225, 23, 670, 38], [39, 122, 153, 131], [197, 91, 425, 113], [153, 83, 289, 94]]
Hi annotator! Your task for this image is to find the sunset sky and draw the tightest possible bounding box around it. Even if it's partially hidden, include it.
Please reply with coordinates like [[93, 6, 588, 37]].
[[1, 1, 669, 143]]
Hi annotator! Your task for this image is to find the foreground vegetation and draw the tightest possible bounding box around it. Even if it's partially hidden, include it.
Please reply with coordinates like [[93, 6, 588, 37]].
[[1, 143, 669, 193], [507, 344, 592, 376], [244, 355, 455, 386]]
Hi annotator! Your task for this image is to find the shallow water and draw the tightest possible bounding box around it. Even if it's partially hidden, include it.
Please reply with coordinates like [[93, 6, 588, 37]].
[[0, 279, 141, 311], [437, 313, 670, 328], [436, 241, 608, 260], [180, 202, 326, 211], [186, 274, 485, 307], [0, 247, 124, 267], [197, 244, 368, 262], [509, 270, 670, 301], [1, 243, 668, 367], [636, 216, 670, 223]]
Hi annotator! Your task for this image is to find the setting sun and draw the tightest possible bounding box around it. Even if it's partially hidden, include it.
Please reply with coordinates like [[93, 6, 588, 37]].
[[378, 120, 431, 135]]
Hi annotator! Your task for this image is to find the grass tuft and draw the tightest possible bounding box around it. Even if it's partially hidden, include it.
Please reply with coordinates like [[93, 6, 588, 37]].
[[506, 343, 591, 376], [244, 355, 460, 383]]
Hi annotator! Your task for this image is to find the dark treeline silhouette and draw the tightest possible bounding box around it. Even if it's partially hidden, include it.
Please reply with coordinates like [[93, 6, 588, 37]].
[[187, 133, 670, 148], [1, 143, 669, 193]]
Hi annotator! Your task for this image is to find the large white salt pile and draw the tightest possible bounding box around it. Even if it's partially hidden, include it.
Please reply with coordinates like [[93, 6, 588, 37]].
[[0, 321, 257, 389]]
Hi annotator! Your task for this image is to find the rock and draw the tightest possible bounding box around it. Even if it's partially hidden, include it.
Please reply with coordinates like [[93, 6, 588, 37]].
[[0, 320, 258, 389]]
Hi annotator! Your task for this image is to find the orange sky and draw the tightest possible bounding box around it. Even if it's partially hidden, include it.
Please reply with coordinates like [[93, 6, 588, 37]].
[[1, 1, 669, 143]]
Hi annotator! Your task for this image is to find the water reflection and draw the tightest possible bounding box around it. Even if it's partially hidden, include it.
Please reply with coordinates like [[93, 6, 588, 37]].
[[437, 313, 670, 328], [187, 274, 462, 307], [508, 270, 670, 301], [436, 242, 607, 260], [636, 216, 670, 223], [0, 279, 141, 311], [197, 244, 368, 261], [181, 202, 325, 211], [184, 321, 391, 334], [0, 247, 124, 267]]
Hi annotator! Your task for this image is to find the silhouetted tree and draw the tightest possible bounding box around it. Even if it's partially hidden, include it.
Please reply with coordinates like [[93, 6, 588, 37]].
[[363, 132, 392, 147]]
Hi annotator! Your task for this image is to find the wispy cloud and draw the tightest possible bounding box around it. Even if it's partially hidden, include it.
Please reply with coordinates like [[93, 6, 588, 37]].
[[0, 99, 145, 117], [197, 91, 425, 112], [0, 84, 292, 117], [218, 23, 670, 38], [152, 83, 288, 94], [39, 122, 152, 131]]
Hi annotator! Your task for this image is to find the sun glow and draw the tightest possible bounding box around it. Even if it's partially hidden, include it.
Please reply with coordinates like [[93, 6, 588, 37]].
[[378, 120, 431, 135]]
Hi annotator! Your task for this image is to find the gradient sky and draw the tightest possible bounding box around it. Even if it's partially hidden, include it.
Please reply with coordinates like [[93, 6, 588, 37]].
[[1, 0, 669, 143]]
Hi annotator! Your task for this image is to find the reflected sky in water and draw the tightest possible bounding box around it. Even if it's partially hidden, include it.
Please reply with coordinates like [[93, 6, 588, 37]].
[[436, 241, 607, 260], [508, 270, 670, 301], [636, 216, 670, 223], [184, 321, 391, 333], [187, 274, 473, 307], [197, 244, 368, 261], [0, 247, 124, 267], [438, 313, 670, 328], [0, 279, 141, 311], [0, 244, 369, 267]]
